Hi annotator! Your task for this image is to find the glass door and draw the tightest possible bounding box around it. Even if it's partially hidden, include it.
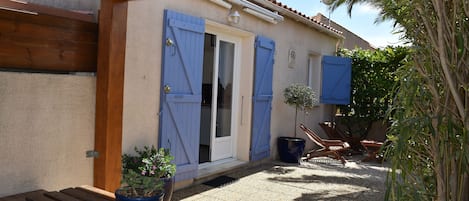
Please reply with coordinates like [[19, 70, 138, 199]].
[[210, 38, 236, 161], [199, 32, 239, 163]]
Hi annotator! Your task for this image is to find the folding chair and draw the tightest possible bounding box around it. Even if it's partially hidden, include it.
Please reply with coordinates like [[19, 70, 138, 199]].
[[299, 124, 351, 164]]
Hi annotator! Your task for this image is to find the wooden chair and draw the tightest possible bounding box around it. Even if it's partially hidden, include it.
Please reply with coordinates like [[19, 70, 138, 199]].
[[318, 122, 348, 140], [319, 122, 363, 152], [299, 124, 351, 164]]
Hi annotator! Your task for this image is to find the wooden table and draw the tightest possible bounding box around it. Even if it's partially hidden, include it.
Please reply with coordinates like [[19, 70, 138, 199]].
[[0, 186, 115, 201], [360, 140, 384, 162]]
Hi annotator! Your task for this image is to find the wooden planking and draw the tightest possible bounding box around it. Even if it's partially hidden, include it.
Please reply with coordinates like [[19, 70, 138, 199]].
[[24, 190, 55, 201], [93, 0, 127, 192], [73, 188, 114, 201], [60, 188, 112, 201], [0, 17, 96, 42], [159, 9, 205, 182], [0, 5, 97, 72], [0, 188, 115, 201], [77, 185, 115, 199], [25, 194, 55, 201], [0, 190, 47, 201], [250, 36, 275, 161], [44, 191, 82, 201]]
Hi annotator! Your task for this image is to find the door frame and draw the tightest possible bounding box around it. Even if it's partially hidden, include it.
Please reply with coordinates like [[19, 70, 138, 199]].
[[200, 20, 256, 165], [205, 27, 242, 162]]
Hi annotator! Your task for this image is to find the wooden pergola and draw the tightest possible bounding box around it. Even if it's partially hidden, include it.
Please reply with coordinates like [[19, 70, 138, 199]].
[[94, 0, 129, 191], [0, 0, 130, 192]]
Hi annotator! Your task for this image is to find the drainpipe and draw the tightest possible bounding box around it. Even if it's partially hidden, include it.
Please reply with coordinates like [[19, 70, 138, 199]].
[[335, 37, 344, 54]]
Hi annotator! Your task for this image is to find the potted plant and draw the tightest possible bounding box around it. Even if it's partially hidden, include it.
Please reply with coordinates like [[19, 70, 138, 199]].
[[116, 145, 176, 201], [278, 83, 317, 163]]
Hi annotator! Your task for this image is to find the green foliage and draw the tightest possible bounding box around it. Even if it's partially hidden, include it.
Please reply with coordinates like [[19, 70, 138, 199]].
[[337, 47, 409, 138], [120, 146, 176, 198], [384, 56, 468, 201], [384, 61, 438, 200], [327, 0, 469, 200], [283, 83, 318, 137], [283, 83, 318, 111]]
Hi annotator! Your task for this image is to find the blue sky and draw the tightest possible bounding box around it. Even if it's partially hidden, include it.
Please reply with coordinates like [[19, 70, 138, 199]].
[[276, 0, 403, 48]]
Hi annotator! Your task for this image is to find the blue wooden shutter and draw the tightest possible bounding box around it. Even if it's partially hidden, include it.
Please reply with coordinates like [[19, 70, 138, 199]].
[[320, 56, 352, 105], [159, 10, 204, 182], [250, 36, 275, 161]]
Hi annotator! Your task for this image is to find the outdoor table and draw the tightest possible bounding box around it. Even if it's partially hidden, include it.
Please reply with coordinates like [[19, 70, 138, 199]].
[[0, 186, 115, 201], [360, 140, 384, 162]]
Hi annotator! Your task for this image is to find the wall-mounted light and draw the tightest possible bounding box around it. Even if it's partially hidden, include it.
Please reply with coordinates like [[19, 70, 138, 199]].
[[227, 9, 240, 24]]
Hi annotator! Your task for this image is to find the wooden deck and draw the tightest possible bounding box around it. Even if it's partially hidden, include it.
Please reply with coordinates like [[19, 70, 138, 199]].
[[0, 187, 114, 201]]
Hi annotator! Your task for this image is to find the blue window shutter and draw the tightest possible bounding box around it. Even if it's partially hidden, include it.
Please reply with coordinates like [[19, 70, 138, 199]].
[[320, 55, 352, 105], [159, 10, 204, 182], [250, 36, 274, 161]]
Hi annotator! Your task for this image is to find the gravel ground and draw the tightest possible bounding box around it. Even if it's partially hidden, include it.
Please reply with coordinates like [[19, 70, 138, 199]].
[[173, 156, 390, 201]]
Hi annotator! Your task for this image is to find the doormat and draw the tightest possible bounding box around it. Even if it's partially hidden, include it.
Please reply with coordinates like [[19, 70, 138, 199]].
[[202, 176, 238, 188]]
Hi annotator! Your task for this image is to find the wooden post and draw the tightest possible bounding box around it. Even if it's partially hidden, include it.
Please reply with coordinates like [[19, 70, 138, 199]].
[[94, 0, 128, 192]]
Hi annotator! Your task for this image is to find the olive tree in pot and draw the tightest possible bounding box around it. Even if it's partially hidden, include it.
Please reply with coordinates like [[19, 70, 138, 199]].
[[116, 145, 176, 201], [278, 83, 317, 163]]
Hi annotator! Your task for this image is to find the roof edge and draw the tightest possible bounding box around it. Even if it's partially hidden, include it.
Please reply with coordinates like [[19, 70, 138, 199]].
[[251, 0, 344, 39]]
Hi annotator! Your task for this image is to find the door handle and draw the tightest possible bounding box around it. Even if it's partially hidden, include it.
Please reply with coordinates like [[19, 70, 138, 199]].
[[166, 38, 174, 46], [164, 85, 171, 93]]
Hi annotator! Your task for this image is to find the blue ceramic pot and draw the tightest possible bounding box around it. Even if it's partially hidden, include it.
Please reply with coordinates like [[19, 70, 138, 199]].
[[114, 188, 164, 201], [161, 177, 174, 201], [277, 136, 306, 163]]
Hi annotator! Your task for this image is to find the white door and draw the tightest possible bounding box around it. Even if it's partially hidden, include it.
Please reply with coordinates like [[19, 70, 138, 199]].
[[209, 34, 240, 161]]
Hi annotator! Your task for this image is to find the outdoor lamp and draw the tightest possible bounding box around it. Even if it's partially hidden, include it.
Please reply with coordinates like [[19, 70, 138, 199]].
[[227, 9, 240, 24]]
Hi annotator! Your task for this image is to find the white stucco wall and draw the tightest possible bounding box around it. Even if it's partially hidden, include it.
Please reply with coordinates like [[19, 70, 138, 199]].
[[0, 72, 95, 197], [123, 0, 338, 161]]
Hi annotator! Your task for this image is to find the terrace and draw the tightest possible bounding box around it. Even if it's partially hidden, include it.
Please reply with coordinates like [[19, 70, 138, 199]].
[[0, 156, 389, 201]]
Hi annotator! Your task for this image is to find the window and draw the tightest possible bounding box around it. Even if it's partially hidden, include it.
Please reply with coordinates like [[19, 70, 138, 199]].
[[307, 54, 321, 99]]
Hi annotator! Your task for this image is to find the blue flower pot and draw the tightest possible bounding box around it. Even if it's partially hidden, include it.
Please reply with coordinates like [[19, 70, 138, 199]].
[[115, 189, 164, 201], [162, 177, 174, 201], [277, 137, 305, 163]]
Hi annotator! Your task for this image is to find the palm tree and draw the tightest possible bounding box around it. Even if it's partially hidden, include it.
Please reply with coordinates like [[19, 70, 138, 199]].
[[325, 0, 469, 200]]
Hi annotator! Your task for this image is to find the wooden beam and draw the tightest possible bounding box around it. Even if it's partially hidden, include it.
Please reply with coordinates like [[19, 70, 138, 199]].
[[0, 7, 97, 72], [0, 0, 95, 22], [94, 0, 128, 192]]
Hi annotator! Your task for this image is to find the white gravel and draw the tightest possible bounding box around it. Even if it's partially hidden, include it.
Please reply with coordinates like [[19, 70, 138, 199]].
[[174, 156, 390, 201]]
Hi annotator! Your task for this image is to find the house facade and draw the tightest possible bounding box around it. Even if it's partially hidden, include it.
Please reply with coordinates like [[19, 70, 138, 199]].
[[122, 0, 348, 187], [0, 0, 351, 196]]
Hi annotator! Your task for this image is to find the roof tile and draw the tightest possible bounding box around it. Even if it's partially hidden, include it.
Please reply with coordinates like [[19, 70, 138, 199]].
[[266, 0, 342, 34]]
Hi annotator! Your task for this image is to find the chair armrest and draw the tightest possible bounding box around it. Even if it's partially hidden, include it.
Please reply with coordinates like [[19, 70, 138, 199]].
[[360, 140, 384, 148], [323, 139, 347, 146]]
